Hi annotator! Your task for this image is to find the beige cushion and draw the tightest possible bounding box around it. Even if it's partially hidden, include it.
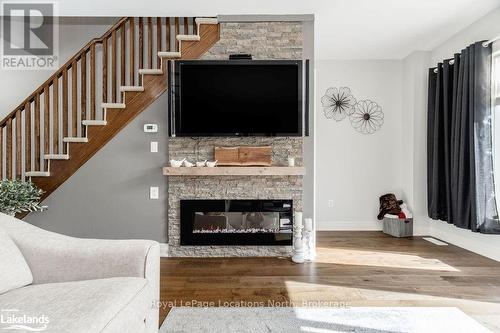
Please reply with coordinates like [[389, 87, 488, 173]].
[[0, 228, 33, 294], [0, 277, 150, 333]]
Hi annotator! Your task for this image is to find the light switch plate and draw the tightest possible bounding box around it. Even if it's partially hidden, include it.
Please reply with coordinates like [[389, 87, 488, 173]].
[[150, 141, 158, 153], [150, 187, 159, 200]]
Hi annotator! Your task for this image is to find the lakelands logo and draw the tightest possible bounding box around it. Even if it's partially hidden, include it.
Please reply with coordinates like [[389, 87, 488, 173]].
[[0, 309, 49, 331], [1, 1, 59, 70]]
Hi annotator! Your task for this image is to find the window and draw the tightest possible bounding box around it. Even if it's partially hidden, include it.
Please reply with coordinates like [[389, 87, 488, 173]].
[[494, 50, 500, 103], [493, 44, 500, 207]]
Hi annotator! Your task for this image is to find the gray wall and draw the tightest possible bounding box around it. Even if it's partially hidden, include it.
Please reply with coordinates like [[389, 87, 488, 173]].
[[315, 60, 403, 231], [26, 95, 169, 242]]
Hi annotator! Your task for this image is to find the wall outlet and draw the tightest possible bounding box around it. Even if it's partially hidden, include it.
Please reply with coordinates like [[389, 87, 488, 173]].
[[150, 187, 159, 200], [144, 123, 158, 133], [150, 141, 158, 153], [328, 199, 334, 208]]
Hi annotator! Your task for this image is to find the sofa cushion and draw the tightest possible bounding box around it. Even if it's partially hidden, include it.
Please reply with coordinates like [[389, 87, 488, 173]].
[[0, 277, 150, 333], [0, 228, 33, 295]]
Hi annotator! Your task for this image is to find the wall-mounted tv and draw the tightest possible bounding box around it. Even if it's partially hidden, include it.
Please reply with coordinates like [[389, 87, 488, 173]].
[[169, 60, 303, 137]]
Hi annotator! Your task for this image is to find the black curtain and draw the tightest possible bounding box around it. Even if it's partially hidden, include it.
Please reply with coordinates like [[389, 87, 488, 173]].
[[427, 41, 500, 233]]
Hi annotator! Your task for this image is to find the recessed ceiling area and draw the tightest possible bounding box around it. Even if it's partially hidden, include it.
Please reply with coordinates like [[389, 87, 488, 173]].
[[58, 0, 500, 59]]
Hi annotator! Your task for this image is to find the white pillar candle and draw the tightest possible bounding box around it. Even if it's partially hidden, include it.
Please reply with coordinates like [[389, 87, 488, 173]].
[[304, 218, 313, 231], [294, 212, 303, 227]]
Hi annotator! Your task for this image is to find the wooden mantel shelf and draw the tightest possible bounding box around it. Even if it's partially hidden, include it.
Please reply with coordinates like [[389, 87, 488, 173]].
[[162, 166, 306, 176]]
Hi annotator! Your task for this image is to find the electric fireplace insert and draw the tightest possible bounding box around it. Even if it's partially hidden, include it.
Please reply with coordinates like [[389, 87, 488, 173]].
[[180, 199, 293, 246]]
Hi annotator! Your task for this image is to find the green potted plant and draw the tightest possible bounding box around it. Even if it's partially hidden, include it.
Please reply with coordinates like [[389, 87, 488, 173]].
[[0, 180, 46, 216]]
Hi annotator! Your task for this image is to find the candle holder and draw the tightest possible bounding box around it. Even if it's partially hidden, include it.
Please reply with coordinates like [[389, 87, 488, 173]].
[[303, 218, 315, 261], [292, 224, 304, 263], [303, 229, 313, 261]]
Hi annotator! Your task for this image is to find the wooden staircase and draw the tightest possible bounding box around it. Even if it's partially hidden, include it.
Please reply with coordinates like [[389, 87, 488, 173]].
[[0, 17, 219, 201]]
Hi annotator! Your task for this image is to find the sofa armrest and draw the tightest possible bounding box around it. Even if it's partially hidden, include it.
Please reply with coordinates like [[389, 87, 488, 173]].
[[0, 213, 160, 285]]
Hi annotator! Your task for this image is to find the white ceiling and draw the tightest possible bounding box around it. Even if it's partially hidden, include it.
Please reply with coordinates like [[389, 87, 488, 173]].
[[58, 0, 500, 59]]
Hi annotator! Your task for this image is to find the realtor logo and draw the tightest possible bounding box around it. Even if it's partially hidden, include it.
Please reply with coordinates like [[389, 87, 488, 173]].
[[1, 1, 59, 70], [0, 309, 49, 331]]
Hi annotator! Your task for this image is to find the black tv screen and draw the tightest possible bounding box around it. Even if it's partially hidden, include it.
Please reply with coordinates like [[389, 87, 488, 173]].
[[171, 60, 302, 136]]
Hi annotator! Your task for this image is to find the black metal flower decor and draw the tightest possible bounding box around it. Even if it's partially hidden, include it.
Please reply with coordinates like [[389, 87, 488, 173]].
[[321, 87, 357, 121], [349, 100, 384, 134]]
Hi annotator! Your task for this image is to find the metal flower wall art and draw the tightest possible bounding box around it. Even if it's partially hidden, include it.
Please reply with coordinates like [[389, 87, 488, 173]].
[[321, 87, 384, 134], [321, 87, 357, 121], [350, 100, 384, 134]]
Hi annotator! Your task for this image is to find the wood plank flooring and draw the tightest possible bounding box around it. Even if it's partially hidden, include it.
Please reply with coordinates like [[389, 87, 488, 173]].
[[160, 232, 500, 332]]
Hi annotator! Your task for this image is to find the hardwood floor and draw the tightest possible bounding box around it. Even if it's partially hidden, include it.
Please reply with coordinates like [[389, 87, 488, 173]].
[[160, 232, 500, 332]]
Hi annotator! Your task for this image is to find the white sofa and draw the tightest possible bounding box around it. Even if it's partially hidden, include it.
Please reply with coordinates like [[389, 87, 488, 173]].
[[0, 212, 160, 333]]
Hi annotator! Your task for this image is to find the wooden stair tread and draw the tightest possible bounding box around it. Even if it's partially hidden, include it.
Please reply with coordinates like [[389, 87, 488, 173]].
[[177, 35, 201, 42], [120, 86, 144, 92], [102, 103, 126, 109], [82, 120, 107, 126], [195, 18, 218, 25], [157, 51, 182, 58], [63, 137, 88, 143], [44, 154, 70, 160], [138, 68, 163, 75], [26, 171, 51, 177]]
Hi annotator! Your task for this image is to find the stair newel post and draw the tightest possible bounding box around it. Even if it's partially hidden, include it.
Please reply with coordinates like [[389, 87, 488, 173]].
[[62, 68, 68, 150], [120, 23, 126, 88], [183, 17, 189, 35], [52, 77, 59, 154], [34, 93, 40, 171], [81, 52, 87, 133], [102, 37, 108, 105], [138, 18, 144, 72], [6, 118, 12, 179], [24, 101, 31, 174], [71, 62, 78, 136], [111, 29, 117, 103], [129, 18, 135, 86], [43, 86, 50, 162], [15, 109, 22, 179], [147, 17, 153, 69], [174, 18, 180, 51], [165, 18, 171, 52], [90, 44, 96, 120], [156, 17, 162, 68]]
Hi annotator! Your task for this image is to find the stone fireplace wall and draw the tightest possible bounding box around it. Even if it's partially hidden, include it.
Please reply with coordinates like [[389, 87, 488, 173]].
[[167, 21, 303, 257]]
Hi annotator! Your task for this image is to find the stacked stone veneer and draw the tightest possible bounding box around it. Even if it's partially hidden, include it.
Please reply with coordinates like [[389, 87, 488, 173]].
[[168, 22, 303, 257]]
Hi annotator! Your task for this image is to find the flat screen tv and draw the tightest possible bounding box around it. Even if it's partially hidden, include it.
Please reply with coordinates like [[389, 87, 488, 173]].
[[170, 60, 303, 137]]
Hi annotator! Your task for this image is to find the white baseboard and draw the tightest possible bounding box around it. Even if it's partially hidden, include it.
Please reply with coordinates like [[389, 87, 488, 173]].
[[160, 243, 169, 257], [316, 220, 382, 231], [316, 220, 429, 236]]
